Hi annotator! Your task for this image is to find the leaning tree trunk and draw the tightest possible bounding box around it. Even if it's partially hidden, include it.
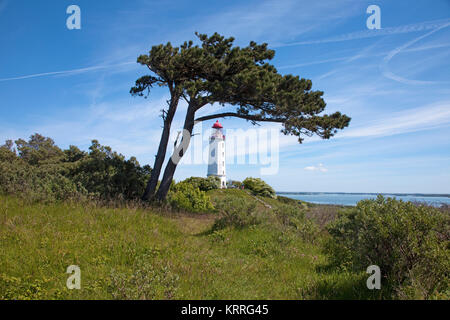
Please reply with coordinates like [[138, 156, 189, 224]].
[[142, 95, 180, 201], [156, 105, 196, 201]]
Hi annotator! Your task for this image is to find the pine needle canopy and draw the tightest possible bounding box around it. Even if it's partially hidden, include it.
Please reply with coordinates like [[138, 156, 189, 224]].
[[131, 32, 350, 143]]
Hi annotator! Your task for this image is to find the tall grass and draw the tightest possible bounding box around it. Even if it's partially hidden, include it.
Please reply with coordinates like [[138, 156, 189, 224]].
[[2, 191, 446, 300], [0, 193, 379, 300]]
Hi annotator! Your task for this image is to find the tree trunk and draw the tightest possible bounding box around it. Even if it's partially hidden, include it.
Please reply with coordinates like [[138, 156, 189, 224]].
[[142, 95, 180, 201], [156, 104, 196, 201]]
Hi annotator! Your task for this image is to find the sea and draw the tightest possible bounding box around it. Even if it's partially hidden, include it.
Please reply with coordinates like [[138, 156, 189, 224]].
[[277, 192, 450, 207]]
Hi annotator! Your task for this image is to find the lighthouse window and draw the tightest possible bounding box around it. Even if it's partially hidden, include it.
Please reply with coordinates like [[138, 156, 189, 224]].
[[211, 149, 215, 157]]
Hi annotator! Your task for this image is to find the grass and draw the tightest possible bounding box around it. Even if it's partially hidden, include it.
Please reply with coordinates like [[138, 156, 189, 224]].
[[0, 192, 384, 300]]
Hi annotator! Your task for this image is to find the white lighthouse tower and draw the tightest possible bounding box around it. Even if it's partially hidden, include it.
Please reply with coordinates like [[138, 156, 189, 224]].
[[207, 120, 227, 188]]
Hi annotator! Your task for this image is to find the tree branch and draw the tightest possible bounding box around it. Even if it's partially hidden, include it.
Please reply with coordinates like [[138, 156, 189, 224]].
[[195, 112, 285, 123]]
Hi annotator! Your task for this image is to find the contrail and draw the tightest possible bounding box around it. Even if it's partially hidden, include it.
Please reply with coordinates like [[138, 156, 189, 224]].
[[278, 42, 450, 71], [380, 21, 450, 85], [0, 61, 135, 82], [278, 57, 350, 69], [275, 19, 450, 47]]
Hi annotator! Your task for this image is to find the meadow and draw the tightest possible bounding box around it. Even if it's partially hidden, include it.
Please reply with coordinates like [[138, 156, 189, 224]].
[[0, 190, 382, 300], [1, 135, 448, 300]]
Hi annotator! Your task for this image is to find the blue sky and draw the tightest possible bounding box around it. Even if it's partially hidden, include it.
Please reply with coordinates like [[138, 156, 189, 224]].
[[0, 0, 449, 193]]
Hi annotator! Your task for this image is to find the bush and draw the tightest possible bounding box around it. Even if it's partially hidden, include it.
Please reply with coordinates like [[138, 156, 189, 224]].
[[168, 181, 214, 213], [274, 203, 320, 243], [182, 176, 220, 191], [212, 195, 259, 230], [229, 180, 243, 189], [276, 195, 301, 206], [326, 196, 449, 299], [0, 135, 151, 202], [0, 139, 85, 202], [68, 140, 151, 200], [243, 177, 276, 198], [14, 134, 65, 166]]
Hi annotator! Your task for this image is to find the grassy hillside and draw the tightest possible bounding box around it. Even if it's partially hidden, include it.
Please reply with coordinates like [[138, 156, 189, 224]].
[[2, 136, 447, 300], [0, 191, 380, 300]]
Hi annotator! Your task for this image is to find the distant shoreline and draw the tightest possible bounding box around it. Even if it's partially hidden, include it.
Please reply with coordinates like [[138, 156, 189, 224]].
[[277, 192, 450, 198]]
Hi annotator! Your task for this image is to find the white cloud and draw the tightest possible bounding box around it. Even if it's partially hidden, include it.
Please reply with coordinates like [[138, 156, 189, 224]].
[[340, 101, 450, 139], [2, 96, 173, 164], [380, 21, 450, 85], [179, 0, 360, 46], [91, 97, 167, 123], [304, 163, 328, 172]]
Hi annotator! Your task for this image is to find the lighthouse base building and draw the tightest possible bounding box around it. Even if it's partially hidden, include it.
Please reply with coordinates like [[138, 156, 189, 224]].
[[207, 120, 227, 189]]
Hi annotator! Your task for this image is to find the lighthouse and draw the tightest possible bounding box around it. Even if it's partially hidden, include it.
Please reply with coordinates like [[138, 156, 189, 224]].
[[207, 120, 227, 188]]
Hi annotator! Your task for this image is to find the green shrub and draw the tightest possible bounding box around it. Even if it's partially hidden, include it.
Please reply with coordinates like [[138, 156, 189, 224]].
[[0, 140, 85, 202], [274, 203, 305, 226], [68, 140, 151, 200], [276, 195, 301, 206], [168, 181, 214, 213], [243, 177, 276, 198], [212, 195, 259, 230], [14, 134, 65, 166], [0, 135, 151, 202], [274, 203, 320, 243], [182, 176, 220, 191], [326, 196, 449, 299], [229, 180, 243, 188], [0, 140, 17, 162], [208, 229, 230, 243]]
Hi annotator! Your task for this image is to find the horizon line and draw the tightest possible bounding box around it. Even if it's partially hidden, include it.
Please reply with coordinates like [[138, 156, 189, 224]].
[[276, 191, 450, 197]]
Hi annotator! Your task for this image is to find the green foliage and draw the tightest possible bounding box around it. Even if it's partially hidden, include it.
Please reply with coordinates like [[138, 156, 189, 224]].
[[15, 134, 65, 166], [0, 135, 151, 202], [168, 181, 214, 213], [0, 136, 84, 203], [243, 177, 276, 198], [4, 193, 444, 300], [109, 254, 179, 300], [211, 195, 260, 230], [0, 273, 63, 300], [228, 180, 243, 188], [326, 196, 450, 298], [0, 194, 363, 300], [0, 164, 84, 203], [68, 140, 151, 200], [277, 196, 302, 206], [182, 176, 220, 191], [189, 33, 351, 143], [133, 32, 351, 201], [274, 203, 320, 244], [0, 140, 17, 162]]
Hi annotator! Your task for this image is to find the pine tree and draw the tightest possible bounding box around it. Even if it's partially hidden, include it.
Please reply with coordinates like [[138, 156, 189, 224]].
[[132, 33, 351, 201]]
